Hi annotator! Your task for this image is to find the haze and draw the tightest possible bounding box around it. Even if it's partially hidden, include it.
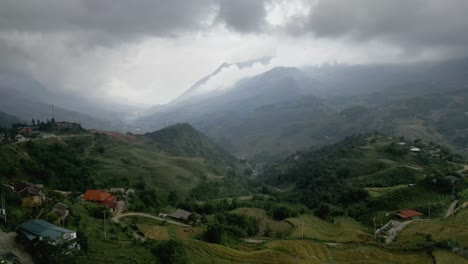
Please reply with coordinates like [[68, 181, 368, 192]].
[[1, 0, 468, 106]]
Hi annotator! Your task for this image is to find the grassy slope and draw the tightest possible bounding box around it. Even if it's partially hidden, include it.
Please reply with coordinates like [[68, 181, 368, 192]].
[[88, 131, 250, 198], [286, 214, 372, 243], [395, 208, 468, 248]]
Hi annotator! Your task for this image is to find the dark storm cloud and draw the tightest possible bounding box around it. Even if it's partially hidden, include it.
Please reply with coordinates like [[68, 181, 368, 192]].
[[0, 0, 271, 44], [0, 0, 216, 44], [288, 0, 468, 54], [217, 0, 267, 33]]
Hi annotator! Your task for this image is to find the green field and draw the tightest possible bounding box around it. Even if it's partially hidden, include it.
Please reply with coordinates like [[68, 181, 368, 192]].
[[286, 214, 372, 243], [365, 185, 409, 198]]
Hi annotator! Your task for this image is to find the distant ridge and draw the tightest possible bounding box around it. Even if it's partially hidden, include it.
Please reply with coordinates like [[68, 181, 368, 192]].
[[145, 123, 236, 163], [0, 111, 23, 128]]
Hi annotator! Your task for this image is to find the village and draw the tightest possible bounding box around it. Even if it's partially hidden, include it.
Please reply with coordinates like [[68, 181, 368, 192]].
[[0, 181, 197, 264]]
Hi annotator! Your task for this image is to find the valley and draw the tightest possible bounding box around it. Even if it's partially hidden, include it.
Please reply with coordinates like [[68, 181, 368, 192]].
[[0, 121, 467, 263]]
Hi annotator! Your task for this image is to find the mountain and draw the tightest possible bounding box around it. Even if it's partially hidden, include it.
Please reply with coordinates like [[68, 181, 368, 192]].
[[0, 69, 139, 131], [0, 111, 22, 128], [170, 56, 272, 105], [262, 133, 466, 222], [136, 66, 325, 132], [136, 58, 468, 161], [144, 123, 237, 165]]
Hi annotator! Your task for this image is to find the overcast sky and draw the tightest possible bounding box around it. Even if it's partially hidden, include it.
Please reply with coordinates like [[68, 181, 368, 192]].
[[1, 0, 468, 106]]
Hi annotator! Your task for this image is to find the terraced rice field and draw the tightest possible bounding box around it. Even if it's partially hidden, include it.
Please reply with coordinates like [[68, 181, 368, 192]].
[[185, 239, 433, 264], [396, 208, 468, 247], [185, 239, 299, 264], [366, 185, 408, 198], [286, 215, 372, 242], [378, 185, 450, 210], [137, 224, 171, 240]]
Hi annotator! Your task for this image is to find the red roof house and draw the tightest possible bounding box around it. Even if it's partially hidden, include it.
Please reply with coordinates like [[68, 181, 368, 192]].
[[396, 209, 424, 219], [82, 190, 117, 210]]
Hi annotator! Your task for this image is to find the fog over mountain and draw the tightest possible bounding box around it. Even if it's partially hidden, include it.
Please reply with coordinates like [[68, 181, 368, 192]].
[[0, 0, 467, 154], [2, 2, 468, 263]]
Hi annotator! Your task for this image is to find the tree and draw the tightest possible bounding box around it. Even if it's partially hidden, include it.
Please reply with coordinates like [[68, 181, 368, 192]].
[[204, 224, 223, 244], [148, 239, 188, 264]]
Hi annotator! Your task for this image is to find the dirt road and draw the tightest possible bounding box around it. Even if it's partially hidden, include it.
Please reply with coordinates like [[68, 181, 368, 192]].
[[112, 212, 190, 227], [0, 230, 34, 264], [445, 200, 459, 218]]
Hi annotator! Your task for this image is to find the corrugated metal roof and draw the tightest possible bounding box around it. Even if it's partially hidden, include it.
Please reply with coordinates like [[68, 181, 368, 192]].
[[18, 220, 75, 241]]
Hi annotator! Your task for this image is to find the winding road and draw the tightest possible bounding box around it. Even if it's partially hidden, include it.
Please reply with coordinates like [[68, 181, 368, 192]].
[[112, 212, 190, 227]]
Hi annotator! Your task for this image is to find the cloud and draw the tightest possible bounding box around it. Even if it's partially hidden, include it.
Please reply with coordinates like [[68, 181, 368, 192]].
[[1, 0, 468, 107], [286, 0, 468, 55], [216, 0, 268, 33]]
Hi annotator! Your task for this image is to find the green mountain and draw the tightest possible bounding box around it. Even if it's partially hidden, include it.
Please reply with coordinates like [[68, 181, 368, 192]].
[[0, 111, 23, 128], [0, 128, 250, 203], [196, 88, 468, 161], [145, 123, 238, 165], [263, 133, 467, 223]]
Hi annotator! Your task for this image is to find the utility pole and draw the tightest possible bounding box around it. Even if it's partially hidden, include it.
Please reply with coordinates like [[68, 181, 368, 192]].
[[373, 218, 377, 239], [103, 210, 107, 240], [451, 184, 456, 199], [1, 193, 6, 224], [51, 104, 55, 119], [301, 220, 304, 240]]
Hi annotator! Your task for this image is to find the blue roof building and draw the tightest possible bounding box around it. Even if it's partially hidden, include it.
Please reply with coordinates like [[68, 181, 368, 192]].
[[17, 219, 76, 244]]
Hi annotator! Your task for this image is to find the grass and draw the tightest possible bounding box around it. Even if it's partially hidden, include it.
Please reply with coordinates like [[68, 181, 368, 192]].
[[365, 184, 409, 198], [432, 249, 467, 263], [395, 208, 468, 248], [286, 214, 372, 243], [65, 204, 156, 264]]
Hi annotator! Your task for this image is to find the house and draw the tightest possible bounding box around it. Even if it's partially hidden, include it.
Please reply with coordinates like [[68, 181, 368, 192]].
[[397, 142, 406, 146], [15, 134, 29, 142], [17, 185, 45, 208], [50, 203, 70, 223], [82, 190, 118, 211], [17, 219, 77, 245], [125, 188, 135, 196], [445, 175, 461, 184], [110, 188, 125, 194], [168, 209, 191, 222], [56, 122, 80, 130], [18, 127, 32, 135], [396, 209, 424, 220], [21, 196, 42, 208], [410, 147, 421, 152]]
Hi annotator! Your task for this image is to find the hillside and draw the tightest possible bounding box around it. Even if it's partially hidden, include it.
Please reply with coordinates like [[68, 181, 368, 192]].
[[0, 128, 250, 203], [144, 123, 238, 165], [132, 59, 468, 161], [262, 133, 467, 224], [195, 88, 468, 161], [0, 111, 22, 128]]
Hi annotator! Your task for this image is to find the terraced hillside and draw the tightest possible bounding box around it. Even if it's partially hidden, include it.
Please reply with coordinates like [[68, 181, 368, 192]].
[[184, 239, 434, 264], [395, 208, 468, 248], [286, 215, 372, 243]]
